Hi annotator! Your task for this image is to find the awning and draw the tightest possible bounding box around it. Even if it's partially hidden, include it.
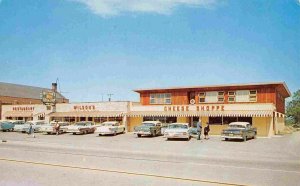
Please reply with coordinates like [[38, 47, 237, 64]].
[[34, 112, 45, 117], [4, 111, 33, 117], [48, 111, 124, 117], [126, 110, 273, 117]]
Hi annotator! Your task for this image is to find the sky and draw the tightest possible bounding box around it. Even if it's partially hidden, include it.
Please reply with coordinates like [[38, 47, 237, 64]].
[[0, 0, 299, 102]]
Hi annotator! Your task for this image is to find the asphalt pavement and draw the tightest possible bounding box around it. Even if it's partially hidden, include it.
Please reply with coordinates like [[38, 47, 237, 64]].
[[0, 131, 299, 186]]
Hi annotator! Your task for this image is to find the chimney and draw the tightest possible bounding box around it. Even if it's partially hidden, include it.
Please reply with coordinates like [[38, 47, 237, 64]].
[[52, 83, 57, 92]]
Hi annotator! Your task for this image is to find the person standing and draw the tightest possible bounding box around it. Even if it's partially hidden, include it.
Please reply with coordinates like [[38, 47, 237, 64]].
[[55, 121, 60, 135], [204, 123, 210, 139], [28, 123, 35, 138], [196, 120, 202, 140]]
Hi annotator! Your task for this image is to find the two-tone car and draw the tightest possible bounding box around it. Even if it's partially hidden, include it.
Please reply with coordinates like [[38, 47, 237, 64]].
[[67, 121, 96, 135], [20, 120, 48, 133], [221, 122, 257, 142], [95, 121, 125, 136], [134, 121, 162, 137], [40, 121, 70, 135], [0, 121, 15, 132], [164, 123, 191, 140]]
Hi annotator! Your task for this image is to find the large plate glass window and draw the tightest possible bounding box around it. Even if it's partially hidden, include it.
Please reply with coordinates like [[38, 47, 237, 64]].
[[149, 93, 172, 104], [236, 90, 250, 102], [205, 91, 218, 103]]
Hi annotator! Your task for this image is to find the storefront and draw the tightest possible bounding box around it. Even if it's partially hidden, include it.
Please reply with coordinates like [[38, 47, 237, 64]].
[[1, 105, 50, 121], [48, 102, 128, 126], [129, 82, 290, 137]]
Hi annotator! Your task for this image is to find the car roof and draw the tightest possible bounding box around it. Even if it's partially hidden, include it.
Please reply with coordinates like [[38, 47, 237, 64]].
[[229, 122, 250, 127], [102, 121, 118, 124], [142, 121, 161, 124], [169, 123, 189, 125]]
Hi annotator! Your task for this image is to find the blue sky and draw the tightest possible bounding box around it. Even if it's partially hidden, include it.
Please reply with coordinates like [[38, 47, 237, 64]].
[[0, 0, 299, 102]]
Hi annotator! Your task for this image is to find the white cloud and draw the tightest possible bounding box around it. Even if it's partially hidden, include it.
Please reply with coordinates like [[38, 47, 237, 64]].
[[70, 0, 217, 17]]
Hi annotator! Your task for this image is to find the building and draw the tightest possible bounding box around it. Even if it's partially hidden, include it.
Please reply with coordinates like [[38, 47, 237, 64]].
[[0, 82, 68, 120], [126, 82, 290, 137], [0, 81, 291, 137]]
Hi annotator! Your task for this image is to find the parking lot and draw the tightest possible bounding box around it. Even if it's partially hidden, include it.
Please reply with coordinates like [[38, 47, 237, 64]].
[[1, 131, 300, 164], [1, 131, 300, 186]]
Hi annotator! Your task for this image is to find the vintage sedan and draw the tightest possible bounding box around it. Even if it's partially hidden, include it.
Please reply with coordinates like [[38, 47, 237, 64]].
[[96, 121, 125, 136], [67, 121, 96, 135], [40, 121, 70, 135], [21, 120, 48, 133], [0, 121, 15, 132], [134, 121, 162, 137], [221, 122, 257, 142], [164, 123, 191, 140]]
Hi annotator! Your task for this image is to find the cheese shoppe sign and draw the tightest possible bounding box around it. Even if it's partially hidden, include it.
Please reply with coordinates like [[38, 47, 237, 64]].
[[164, 105, 225, 112]]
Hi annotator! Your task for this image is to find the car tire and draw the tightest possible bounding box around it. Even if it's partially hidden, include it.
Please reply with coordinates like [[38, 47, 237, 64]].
[[137, 134, 141, 138], [166, 138, 170, 141], [225, 138, 228, 141], [73, 132, 76, 135], [47, 132, 51, 135]]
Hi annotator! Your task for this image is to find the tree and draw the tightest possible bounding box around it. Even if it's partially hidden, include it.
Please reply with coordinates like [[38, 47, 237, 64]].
[[286, 90, 300, 124]]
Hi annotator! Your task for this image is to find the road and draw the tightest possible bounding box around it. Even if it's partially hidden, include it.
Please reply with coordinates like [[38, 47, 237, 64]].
[[0, 132, 299, 186]]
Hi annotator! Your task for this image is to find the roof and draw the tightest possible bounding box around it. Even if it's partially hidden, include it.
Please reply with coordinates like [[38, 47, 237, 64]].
[[134, 82, 291, 98], [0, 82, 67, 100]]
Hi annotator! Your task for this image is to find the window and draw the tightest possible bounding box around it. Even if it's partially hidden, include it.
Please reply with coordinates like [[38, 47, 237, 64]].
[[205, 91, 218, 103], [249, 90, 257, 102], [199, 92, 206, 103], [208, 117, 222, 125], [236, 90, 250, 102], [218, 91, 224, 102], [149, 93, 171, 104], [228, 91, 235, 102]]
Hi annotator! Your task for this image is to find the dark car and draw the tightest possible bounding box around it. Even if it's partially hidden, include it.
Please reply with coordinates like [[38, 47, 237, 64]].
[[221, 122, 257, 142]]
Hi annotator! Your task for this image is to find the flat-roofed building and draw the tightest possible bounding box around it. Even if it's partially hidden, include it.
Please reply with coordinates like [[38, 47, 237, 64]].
[[127, 82, 291, 137]]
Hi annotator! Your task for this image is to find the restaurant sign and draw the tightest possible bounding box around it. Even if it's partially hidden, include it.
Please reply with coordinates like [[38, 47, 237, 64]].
[[13, 106, 35, 111], [41, 91, 56, 106], [73, 105, 96, 111]]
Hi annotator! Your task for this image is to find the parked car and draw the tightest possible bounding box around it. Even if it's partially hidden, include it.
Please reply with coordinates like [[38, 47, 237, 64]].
[[40, 121, 70, 135], [0, 121, 15, 132], [67, 121, 96, 135], [22, 121, 48, 133], [164, 123, 191, 140], [95, 121, 125, 136], [221, 122, 257, 142], [134, 121, 162, 137]]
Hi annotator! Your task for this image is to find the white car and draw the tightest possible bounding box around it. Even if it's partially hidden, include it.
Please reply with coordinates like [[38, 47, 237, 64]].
[[21, 120, 48, 133], [96, 121, 125, 136], [67, 121, 96, 135], [40, 121, 70, 134], [164, 123, 191, 140]]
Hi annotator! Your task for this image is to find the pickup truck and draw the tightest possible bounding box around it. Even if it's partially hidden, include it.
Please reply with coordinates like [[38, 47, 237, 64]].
[[134, 121, 162, 137], [221, 122, 257, 142]]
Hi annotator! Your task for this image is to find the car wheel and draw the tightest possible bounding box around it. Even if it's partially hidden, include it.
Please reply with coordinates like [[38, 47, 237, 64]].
[[137, 134, 141, 138], [47, 132, 51, 135], [225, 138, 228, 141], [122, 128, 125, 134], [166, 138, 170, 141], [73, 132, 76, 135]]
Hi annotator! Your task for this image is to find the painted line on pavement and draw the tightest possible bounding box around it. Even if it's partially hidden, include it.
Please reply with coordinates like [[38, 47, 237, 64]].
[[0, 157, 246, 186], [1, 146, 299, 174]]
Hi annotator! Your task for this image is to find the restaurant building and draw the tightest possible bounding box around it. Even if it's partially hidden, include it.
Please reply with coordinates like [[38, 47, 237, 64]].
[[0, 82, 68, 120], [126, 82, 290, 137], [1, 101, 129, 129]]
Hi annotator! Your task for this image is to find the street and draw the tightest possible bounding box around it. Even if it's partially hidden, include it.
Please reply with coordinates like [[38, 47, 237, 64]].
[[0, 132, 299, 186]]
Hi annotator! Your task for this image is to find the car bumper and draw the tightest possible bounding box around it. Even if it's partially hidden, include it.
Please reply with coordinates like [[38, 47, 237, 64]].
[[164, 134, 189, 139], [134, 131, 151, 135], [67, 129, 80, 133], [97, 131, 115, 135], [221, 135, 243, 139]]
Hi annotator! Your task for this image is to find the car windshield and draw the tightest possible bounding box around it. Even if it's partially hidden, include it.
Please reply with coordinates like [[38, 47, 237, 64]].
[[14, 122, 24, 125], [142, 123, 155, 127], [169, 124, 188, 129], [74, 122, 86, 126], [103, 123, 114, 126], [25, 122, 33, 125], [229, 125, 246, 129]]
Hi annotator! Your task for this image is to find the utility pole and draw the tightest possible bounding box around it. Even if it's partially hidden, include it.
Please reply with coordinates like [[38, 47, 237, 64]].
[[107, 93, 113, 102]]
